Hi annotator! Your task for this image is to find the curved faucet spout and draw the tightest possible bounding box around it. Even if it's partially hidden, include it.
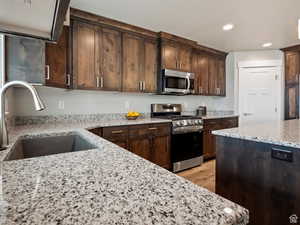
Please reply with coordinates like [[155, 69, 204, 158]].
[[0, 81, 45, 150]]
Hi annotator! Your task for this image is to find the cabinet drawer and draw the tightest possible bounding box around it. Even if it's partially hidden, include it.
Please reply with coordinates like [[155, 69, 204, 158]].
[[149, 123, 171, 137], [129, 125, 150, 138], [102, 126, 128, 141], [204, 117, 238, 130]]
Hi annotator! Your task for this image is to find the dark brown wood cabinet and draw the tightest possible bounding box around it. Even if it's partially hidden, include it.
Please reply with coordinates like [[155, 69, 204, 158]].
[[45, 26, 70, 88], [122, 33, 144, 92], [282, 47, 300, 120], [42, 9, 228, 96], [203, 117, 238, 160], [73, 20, 122, 91], [73, 21, 98, 90], [161, 41, 192, 72], [216, 136, 300, 225], [122, 33, 157, 93], [96, 27, 122, 91], [192, 51, 226, 96], [143, 40, 158, 93], [100, 123, 171, 169], [285, 84, 299, 120], [192, 53, 209, 95], [285, 51, 299, 85], [102, 126, 129, 149]]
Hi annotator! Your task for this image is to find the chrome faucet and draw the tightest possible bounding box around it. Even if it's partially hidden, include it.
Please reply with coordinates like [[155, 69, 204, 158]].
[[0, 81, 45, 150]]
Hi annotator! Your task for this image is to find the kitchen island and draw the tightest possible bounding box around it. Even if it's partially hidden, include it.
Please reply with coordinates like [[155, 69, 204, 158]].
[[0, 118, 248, 225], [213, 119, 300, 225]]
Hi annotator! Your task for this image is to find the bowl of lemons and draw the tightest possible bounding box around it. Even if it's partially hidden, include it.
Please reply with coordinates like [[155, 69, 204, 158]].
[[126, 111, 140, 120]]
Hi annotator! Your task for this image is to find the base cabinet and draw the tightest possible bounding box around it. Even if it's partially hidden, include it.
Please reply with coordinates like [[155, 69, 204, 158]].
[[216, 136, 300, 225], [203, 117, 238, 160], [101, 123, 171, 169]]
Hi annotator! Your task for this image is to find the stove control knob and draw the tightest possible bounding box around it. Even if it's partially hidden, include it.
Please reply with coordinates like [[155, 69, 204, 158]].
[[181, 121, 187, 126], [188, 120, 194, 125], [196, 120, 202, 125]]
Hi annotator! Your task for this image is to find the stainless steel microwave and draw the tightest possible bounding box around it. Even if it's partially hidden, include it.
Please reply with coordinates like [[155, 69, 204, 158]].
[[159, 69, 195, 95]]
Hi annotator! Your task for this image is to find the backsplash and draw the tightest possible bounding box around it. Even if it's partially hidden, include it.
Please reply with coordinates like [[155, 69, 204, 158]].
[[11, 83, 235, 117]]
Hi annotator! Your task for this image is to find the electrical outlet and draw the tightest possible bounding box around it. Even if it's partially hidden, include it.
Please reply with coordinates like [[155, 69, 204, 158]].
[[58, 100, 64, 110]]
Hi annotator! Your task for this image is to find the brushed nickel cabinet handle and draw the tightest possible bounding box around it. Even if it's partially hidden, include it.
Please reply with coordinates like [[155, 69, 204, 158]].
[[139, 81, 142, 91], [45, 65, 50, 80], [100, 77, 104, 88], [96, 77, 100, 88], [143, 81, 146, 91], [111, 130, 123, 134], [148, 127, 158, 130], [66, 74, 71, 86]]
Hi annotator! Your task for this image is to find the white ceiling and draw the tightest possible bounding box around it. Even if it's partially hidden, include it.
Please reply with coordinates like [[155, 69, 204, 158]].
[[71, 0, 300, 52], [0, 0, 57, 38]]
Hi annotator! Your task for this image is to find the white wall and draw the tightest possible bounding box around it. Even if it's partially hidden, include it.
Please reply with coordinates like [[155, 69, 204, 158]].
[[230, 50, 284, 117]]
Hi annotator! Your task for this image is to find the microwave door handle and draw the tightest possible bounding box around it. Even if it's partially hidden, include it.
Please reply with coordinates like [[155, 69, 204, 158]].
[[185, 76, 190, 94]]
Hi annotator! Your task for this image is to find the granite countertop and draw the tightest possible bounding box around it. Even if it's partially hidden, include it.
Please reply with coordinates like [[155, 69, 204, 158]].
[[213, 119, 300, 148], [0, 118, 249, 225], [202, 112, 239, 120]]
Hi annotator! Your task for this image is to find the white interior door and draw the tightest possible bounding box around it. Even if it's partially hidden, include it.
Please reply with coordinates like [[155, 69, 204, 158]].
[[239, 67, 280, 125]]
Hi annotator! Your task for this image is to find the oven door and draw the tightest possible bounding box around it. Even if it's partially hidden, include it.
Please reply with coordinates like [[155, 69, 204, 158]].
[[171, 131, 203, 172], [163, 69, 194, 94]]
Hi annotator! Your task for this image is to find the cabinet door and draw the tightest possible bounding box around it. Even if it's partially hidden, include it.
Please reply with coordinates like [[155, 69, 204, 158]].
[[178, 47, 192, 71], [73, 21, 97, 89], [122, 33, 144, 92], [285, 52, 300, 85], [192, 53, 208, 95], [152, 135, 171, 169], [285, 84, 299, 120], [129, 138, 152, 161], [217, 58, 226, 96], [45, 26, 69, 88], [208, 56, 218, 95], [100, 28, 122, 91], [143, 40, 157, 93], [162, 42, 178, 70], [203, 130, 216, 160]]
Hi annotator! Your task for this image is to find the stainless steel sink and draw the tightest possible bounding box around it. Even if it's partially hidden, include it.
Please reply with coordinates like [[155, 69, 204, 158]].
[[5, 134, 97, 161]]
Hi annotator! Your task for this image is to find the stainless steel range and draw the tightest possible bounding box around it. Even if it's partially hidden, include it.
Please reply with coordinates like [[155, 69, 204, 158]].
[[151, 104, 203, 172]]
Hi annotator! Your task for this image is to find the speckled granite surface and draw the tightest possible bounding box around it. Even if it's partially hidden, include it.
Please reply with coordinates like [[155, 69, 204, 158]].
[[0, 120, 249, 224], [213, 119, 300, 148], [202, 111, 238, 120]]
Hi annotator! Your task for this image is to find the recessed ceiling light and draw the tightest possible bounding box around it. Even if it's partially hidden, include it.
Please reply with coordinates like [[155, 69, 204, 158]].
[[223, 24, 234, 31], [262, 42, 272, 48]]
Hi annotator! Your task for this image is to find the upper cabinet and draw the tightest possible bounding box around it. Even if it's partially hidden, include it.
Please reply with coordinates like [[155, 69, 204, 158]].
[[73, 21, 98, 90], [281, 46, 300, 120], [285, 51, 299, 85], [45, 26, 70, 88], [192, 50, 226, 96], [72, 21, 122, 91], [122, 33, 157, 93], [160, 32, 193, 72], [96, 28, 122, 91], [20, 8, 227, 96]]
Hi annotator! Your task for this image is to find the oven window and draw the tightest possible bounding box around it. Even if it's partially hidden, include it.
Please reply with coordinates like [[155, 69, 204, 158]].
[[166, 77, 187, 89]]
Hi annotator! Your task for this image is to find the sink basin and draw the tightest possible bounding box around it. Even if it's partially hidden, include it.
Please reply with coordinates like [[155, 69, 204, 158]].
[[5, 134, 97, 161]]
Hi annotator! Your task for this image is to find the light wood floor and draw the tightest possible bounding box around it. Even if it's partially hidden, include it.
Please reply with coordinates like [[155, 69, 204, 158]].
[[177, 160, 216, 192]]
